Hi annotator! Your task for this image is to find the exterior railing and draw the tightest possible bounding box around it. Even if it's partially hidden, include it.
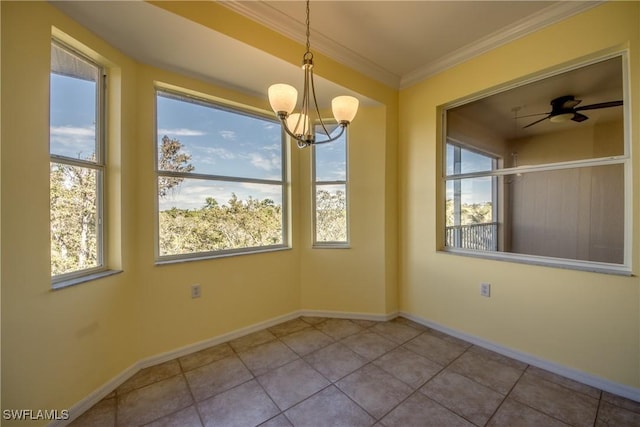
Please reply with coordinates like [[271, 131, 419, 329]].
[[446, 222, 498, 251]]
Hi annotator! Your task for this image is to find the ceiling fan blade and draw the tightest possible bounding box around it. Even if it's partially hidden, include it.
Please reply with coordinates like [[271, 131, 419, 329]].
[[572, 113, 589, 123], [523, 115, 549, 129], [575, 100, 623, 111], [517, 111, 550, 119]]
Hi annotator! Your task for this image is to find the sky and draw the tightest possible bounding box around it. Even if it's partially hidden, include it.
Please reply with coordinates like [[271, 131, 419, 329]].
[[50, 74, 97, 160], [446, 144, 494, 206], [49, 72, 345, 212]]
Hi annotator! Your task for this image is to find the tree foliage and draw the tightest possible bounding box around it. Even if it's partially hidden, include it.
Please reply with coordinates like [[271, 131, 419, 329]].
[[446, 199, 493, 226], [50, 158, 99, 276], [158, 135, 194, 198], [159, 194, 282, 255], [51, 135, 349, 266], [316, 189, 347, 242]]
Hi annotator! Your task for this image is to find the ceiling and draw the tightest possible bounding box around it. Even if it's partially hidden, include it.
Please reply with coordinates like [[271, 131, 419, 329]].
[[223, 1, 598, 88], [449, 55, 625, 141], [51, 0, 622, 138]]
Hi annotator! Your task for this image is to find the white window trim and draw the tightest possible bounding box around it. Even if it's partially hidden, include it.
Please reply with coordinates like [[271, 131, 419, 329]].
[[312, 124, 350, 248], [50, 39, 110, 288], [440, 50, 632, 276], [154, 88, 289, 263]]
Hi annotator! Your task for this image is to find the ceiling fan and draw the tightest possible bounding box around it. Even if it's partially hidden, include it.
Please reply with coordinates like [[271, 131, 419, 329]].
[[522, 95, 623, 128]]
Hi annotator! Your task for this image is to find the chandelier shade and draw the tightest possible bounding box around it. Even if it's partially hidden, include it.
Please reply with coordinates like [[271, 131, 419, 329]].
[[332, 96, 359, 124], [286, 113, 310, 137], [267, 0, 359, 148], [268, 84, 298, 115]]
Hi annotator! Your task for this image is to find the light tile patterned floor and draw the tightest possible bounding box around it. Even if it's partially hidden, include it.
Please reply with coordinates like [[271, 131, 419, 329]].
[[69, 317, 640, 427]]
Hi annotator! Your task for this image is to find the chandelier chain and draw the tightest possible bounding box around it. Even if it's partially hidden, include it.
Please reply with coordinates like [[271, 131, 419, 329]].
[[305, 0, 311, 55]]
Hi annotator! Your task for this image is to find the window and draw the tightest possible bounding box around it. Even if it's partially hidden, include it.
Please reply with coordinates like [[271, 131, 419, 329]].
[[155, 89, 287, 261], [445, 143, 498, 251], [443, 54, 630, 274], [50, 40, 106, 284], [312, 125, 348, 246]]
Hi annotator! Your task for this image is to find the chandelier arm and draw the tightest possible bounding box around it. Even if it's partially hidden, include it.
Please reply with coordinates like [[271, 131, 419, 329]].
[[302, 62, 311, 137], [312, 122, 347, 145], [308, 65, 333, 139], [279, 115, 346, 146]]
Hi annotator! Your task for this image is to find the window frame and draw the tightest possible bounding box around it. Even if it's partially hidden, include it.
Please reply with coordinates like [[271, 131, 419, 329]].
[[311, 123, 350, 248], [445, 139, 499, 251], [154, 88, 289, 263], [50, 39, 108, 287], [440, 51, 632, 275]]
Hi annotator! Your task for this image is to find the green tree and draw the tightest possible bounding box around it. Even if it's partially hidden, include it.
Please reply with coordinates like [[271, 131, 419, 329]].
[[446, 199, 493, 226], [316, 189, 347, 242], [50, 157, 98, 275], [158, 193, 282, 256], [158, 135, 194, 198]]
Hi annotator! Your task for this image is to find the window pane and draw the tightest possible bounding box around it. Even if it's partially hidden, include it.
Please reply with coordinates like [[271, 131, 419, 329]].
[[446, 177, 496, 251], [158, 178, 283, 256], [508, 164, 623, 264], [157, 92, 281, 180], [447, 56, 624, 170], [461, 148, 493, 174], [50, 43, 99, 160], [446, 144, 455, 176], [315, 127, 346, 181], [50, 162, 100, 275], [315, 184, 347, 242], [446, 144, 494, 176]]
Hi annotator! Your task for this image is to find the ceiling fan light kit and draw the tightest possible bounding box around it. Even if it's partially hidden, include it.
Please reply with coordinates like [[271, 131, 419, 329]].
[[549, 112, 574, 123], [268, 0, 359, 148]]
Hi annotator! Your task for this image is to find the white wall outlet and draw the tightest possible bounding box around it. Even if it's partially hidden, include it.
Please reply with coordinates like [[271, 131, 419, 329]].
[[191, 284, 202, 299], [480, 282, 491, 297]]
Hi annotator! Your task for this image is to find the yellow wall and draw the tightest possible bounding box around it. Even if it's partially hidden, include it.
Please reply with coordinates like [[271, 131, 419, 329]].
[[151, 0, 400, 318], [1, 1, 398, 422], [1, 1, 140, 419], [300, 105, 391, 315], [399, 1, 640, 388], [3, 0, 639, 423], [508, 118, 624, 166]]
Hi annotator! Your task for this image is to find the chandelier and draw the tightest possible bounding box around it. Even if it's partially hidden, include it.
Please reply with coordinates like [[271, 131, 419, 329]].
[[267, 0, 359, 148]]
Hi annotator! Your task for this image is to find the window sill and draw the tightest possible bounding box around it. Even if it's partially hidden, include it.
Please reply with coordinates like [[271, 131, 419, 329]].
[[52, 269, 123, 290], [441, 248, 632, 276], [155, 245, 292, 266], [312, 243, 351, 249]]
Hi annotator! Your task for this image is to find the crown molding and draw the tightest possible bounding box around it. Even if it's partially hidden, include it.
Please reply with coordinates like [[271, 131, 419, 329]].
[[221, 0, 401, 88], [399, 1, 604, 88], [222, 1, 603, 90]]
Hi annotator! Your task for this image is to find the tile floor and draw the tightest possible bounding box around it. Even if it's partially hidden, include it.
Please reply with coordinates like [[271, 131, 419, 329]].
[[69, 316, 640, 427]]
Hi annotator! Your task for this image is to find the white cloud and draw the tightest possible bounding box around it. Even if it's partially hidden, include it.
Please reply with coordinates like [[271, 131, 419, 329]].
[[205, 147, 236, 160], [262, 143, 281, 151], [50, 125, 95, 158], [219, 130, 237, 141], [159, 180, 282, 211], [50, 125, 95, 137], [249, 152, 280, 172], [158, 128, 205, 136]]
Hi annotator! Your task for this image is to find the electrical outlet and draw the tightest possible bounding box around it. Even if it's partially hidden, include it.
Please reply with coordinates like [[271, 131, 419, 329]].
[[480, 282, 491, 297], [191, 284, 201, 299]]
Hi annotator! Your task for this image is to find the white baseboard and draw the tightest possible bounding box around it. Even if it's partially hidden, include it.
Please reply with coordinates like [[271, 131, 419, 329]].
[[399, 311, 640, 403], [300, 309, 398, 322], [56, 310, 302, 426], [56, 308, 639, 426], [57, 308, 402, 425]]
